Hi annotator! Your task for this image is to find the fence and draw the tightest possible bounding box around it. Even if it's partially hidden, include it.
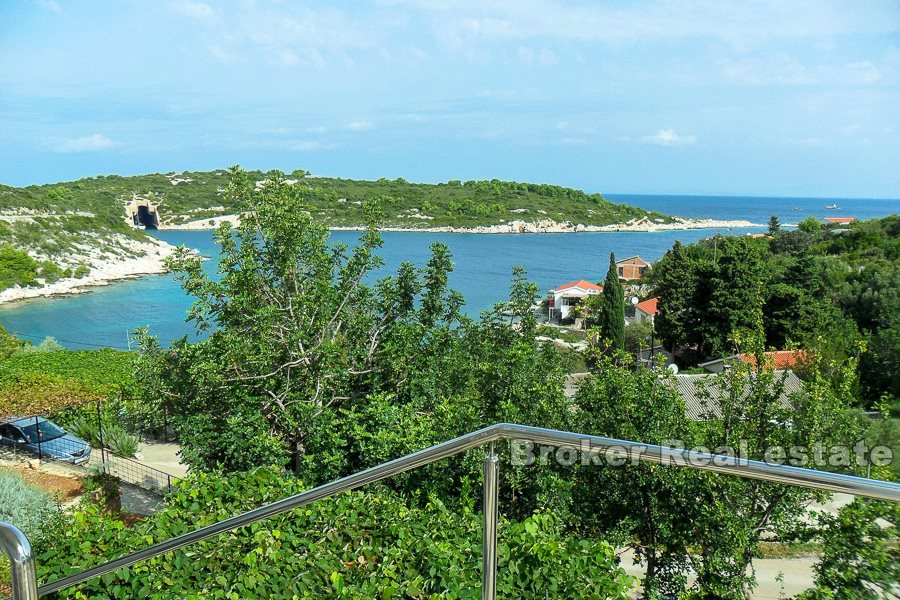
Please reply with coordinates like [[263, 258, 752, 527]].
[[0, 415, 177, 496]]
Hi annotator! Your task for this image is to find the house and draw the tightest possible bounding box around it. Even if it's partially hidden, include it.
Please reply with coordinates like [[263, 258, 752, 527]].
[[616, 256, 650, 281], [698, 350, 807, 374], [548, 279, 603, 321], [669, 370, 802, 421], [824, 217, 856, 224], [634, 297, 658, 325]]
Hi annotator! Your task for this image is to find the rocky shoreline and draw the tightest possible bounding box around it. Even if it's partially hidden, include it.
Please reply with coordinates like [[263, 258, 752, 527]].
[[0, 216, 761, 306], [0, 236, 177, 305], [162, 215, 762, 233]]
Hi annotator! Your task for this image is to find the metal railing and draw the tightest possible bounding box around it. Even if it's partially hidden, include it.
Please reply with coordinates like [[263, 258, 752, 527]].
[[3, 423, 899, 600]]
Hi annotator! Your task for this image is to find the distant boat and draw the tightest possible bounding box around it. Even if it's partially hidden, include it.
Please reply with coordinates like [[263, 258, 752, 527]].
[[792, 207, 800, 211], [825, 204, 839, 209]]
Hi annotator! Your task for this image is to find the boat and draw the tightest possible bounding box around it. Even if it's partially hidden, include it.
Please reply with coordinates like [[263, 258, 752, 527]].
[[792, 207, 800, 211], [825, 204, 839, 209]]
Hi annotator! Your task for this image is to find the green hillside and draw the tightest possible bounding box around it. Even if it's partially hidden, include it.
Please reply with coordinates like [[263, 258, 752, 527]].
[[2, 168, 671, 238]]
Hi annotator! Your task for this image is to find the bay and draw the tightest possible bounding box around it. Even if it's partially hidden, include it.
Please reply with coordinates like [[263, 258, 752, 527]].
[[1, 194, 897, 350]]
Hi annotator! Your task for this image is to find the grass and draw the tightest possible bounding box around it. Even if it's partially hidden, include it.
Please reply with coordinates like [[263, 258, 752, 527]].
[[755, 541, 823, 559]]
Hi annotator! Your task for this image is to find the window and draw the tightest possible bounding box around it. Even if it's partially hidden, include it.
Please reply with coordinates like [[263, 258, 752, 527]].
[[618, 267, 624, 276]]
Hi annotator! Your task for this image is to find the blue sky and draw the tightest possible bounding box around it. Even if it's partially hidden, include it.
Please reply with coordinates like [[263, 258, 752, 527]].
[[1, 0, 899, 197]]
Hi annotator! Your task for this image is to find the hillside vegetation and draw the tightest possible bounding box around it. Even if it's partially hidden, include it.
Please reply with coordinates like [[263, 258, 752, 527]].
[[2, 168, 670, 236]]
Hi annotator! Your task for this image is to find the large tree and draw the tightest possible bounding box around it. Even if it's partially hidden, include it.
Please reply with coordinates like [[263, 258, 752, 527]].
[[598, 253, 625, 351]]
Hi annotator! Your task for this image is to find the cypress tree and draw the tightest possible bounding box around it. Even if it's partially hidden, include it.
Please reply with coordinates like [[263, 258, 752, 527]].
[[600, 253, 625, 351]]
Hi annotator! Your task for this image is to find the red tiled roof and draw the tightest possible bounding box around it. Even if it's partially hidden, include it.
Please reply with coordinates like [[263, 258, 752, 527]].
[[635, 297, 658, 315], [556, 279, 603, 293], [738, 350, 807, 370], [824, 217, 856, 224], [616, 256, 649, 266]]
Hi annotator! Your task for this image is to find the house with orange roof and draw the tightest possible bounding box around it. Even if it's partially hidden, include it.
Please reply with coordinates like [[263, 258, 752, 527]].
[[549, 279, 603, 321], [616, 256, 651, 281], [634, 297, 658, 325], [824, 217, 857, 224], [698, 350, 807, 374]]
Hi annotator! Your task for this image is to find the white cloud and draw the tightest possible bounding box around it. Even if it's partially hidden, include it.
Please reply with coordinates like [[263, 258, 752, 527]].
[[639, 129, 697, 146], [34, 0, 61, 13], [392, 0, 900, 46], [53, 134, 120, 153], [171, 1, 215, 22], [717, 55, 884, 86], [344, 121, 375, 131]]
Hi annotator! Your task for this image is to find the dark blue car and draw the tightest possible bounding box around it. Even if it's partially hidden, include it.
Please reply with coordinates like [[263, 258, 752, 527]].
[[0, 416, 91, 465]]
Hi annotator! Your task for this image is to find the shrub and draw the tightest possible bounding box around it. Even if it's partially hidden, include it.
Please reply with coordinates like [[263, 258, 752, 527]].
[[0, 471, 55, 539], [65, 417, 138, 457], [37, 468, 636, 598], [105, 426, 139, 458]]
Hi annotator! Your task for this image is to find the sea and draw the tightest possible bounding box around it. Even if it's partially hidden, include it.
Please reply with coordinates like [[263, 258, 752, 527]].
[[1, 194, 897, 350]]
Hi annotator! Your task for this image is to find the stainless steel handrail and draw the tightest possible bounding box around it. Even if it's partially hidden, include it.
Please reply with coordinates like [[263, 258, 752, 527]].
[[1, 422, 897, 600], [0, 522, 38, 600]]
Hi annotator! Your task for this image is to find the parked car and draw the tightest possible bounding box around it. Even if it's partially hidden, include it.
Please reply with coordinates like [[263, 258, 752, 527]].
[[0, 416, 91, 465]]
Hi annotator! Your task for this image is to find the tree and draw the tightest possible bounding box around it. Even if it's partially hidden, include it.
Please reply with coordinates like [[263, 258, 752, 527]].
[[767, 214, 780, 235], [135, 167, 387, 475], [574, 354, 697, 597], [598, 253, 625, 351]]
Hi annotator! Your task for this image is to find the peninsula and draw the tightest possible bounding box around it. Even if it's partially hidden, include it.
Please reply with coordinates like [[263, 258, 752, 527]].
[[0, 169, 759, 303]]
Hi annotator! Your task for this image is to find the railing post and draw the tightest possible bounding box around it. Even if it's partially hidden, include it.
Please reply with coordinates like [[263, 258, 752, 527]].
[[0, 522, 39, 600], [482, 444, 499, 600]]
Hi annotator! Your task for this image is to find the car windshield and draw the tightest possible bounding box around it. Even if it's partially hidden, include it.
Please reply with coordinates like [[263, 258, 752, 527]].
[[19, 419, 67, 443]]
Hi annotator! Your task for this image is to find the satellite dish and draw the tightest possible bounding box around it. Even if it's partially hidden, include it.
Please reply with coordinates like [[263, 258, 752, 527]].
[[667, 363, 679, 375]]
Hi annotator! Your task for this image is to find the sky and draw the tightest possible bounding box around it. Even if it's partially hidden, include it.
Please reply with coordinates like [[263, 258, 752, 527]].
[[1, 0, 899, 198]]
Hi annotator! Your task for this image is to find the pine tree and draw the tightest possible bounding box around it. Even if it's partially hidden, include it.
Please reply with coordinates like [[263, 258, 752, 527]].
[[767, 214, 780, 235], [600, 253, 625, 351]]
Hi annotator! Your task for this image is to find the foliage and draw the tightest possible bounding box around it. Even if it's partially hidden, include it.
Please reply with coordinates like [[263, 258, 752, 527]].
[[573, 331, 866, 597], [574, 353, 696, 597], [135, 169, 573, 522], [0, 373, 105, 418], [36, 467, 635, 599], [0, 243, 40, 290], [72, 419, 141, 458], [0, 349, 133, 418], [0, 471, 55, 539], [624, 321, 653, 353], [0, 323, 27, 359], [797, 497, 899, 599], [83, 471, 122, 515], [647, 216, 900, 406], [598, 253, 625, 352], [0, 169, 670, 273], [21, 336, 64, 353]]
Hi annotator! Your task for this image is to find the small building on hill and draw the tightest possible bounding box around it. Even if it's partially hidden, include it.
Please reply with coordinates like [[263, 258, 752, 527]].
[[616, 256, 650, 281], [824, 217, 857, 224], [634, 297, 659, 325], [549, 279, 603, 321]]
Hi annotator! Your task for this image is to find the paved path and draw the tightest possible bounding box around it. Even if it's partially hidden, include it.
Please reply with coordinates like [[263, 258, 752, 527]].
[[136, 441, 189, 478], [618, 548, 816, 598]]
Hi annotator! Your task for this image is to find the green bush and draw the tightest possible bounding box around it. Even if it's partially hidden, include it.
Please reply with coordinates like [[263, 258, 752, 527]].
[[0, 471, 55, 539], [36, 468, 635, 598], [65, 417, 139, 457], [104, 426, 139, 458]]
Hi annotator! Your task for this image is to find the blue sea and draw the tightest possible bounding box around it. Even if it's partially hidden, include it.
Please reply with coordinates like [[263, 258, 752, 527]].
[[1, 194, 897, 349]]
